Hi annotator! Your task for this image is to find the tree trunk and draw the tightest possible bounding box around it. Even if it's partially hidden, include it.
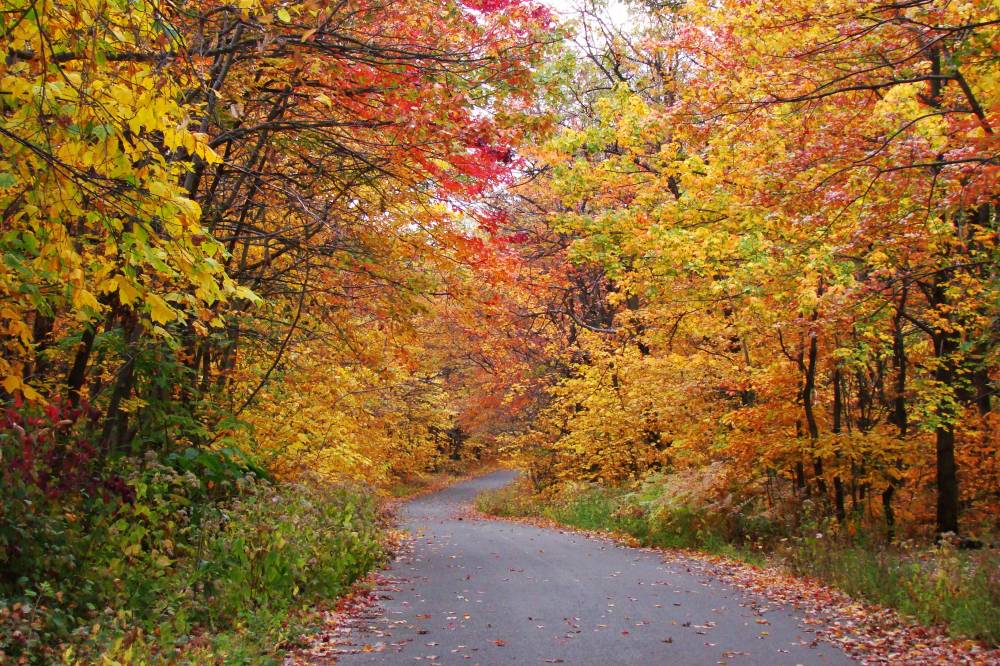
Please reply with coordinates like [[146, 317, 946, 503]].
[[28, 313, 54, 380], [99, 321, 141, 457], [66, 326, 96, 407], [832, 366, 846, 523], [803, 324, 827, 497], [882, 484, 896, 539], [934, 329, 961, 536], [928, 260, 961, 536]]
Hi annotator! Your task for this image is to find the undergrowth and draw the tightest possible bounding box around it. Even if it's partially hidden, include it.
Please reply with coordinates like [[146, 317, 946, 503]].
[[1, 443, 385, 665]]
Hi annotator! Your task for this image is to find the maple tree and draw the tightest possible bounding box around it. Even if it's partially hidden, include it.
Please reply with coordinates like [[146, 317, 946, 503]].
[[2, 0, 554, 479], [494, 0, 998, 540]]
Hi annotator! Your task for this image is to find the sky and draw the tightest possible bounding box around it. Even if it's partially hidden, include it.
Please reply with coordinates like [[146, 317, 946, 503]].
[[543, 0, 632, 27]]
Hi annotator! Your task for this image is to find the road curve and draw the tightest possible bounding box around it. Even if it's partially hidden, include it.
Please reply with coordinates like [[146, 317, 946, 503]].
[[335, 470, 855, 665]]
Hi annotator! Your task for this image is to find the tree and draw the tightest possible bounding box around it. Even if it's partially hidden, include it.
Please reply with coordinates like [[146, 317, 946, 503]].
[[496, 0, 999, 538]]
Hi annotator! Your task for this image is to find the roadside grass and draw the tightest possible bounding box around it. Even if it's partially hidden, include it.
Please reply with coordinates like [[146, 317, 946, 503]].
[[476, 479, 1000, 646], [779, 534, 1000, 644], [476, 481, 764, 565]]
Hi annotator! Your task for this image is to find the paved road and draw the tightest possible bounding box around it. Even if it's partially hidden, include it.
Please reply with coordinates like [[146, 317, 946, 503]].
[[337, 471, 854, 665]]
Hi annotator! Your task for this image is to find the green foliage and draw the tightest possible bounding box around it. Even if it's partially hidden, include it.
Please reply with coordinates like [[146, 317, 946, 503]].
[[1, 448, 384, 664], [189, 480, 382, 629], [165, 447, 273, 491], [475, 479, 550, 518], [549, 487, 621, 532]]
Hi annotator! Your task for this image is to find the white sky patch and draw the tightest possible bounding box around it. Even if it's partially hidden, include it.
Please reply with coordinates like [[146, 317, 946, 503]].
[[543, 0, 632, 28]]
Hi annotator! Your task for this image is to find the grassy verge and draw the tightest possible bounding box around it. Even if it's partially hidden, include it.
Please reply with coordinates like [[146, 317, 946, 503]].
[[778, 534, 1000, 643], [476, 479, 1000, 646]]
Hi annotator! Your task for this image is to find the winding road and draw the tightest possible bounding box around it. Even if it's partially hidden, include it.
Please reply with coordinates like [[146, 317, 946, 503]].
[[336, 471, 855, 665]]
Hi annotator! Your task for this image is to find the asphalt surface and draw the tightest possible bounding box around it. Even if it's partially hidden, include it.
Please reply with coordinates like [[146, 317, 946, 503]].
[[336, 471, 855, 665]]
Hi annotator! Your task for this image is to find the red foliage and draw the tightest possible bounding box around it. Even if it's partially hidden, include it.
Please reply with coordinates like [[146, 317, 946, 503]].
[[2, 399, 132, 502]]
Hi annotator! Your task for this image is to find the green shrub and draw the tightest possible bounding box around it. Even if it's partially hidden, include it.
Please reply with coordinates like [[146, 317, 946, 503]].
[[1, 431, 384, 665], [548, 485, 621, 530], [188, 481, 383, 633]]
